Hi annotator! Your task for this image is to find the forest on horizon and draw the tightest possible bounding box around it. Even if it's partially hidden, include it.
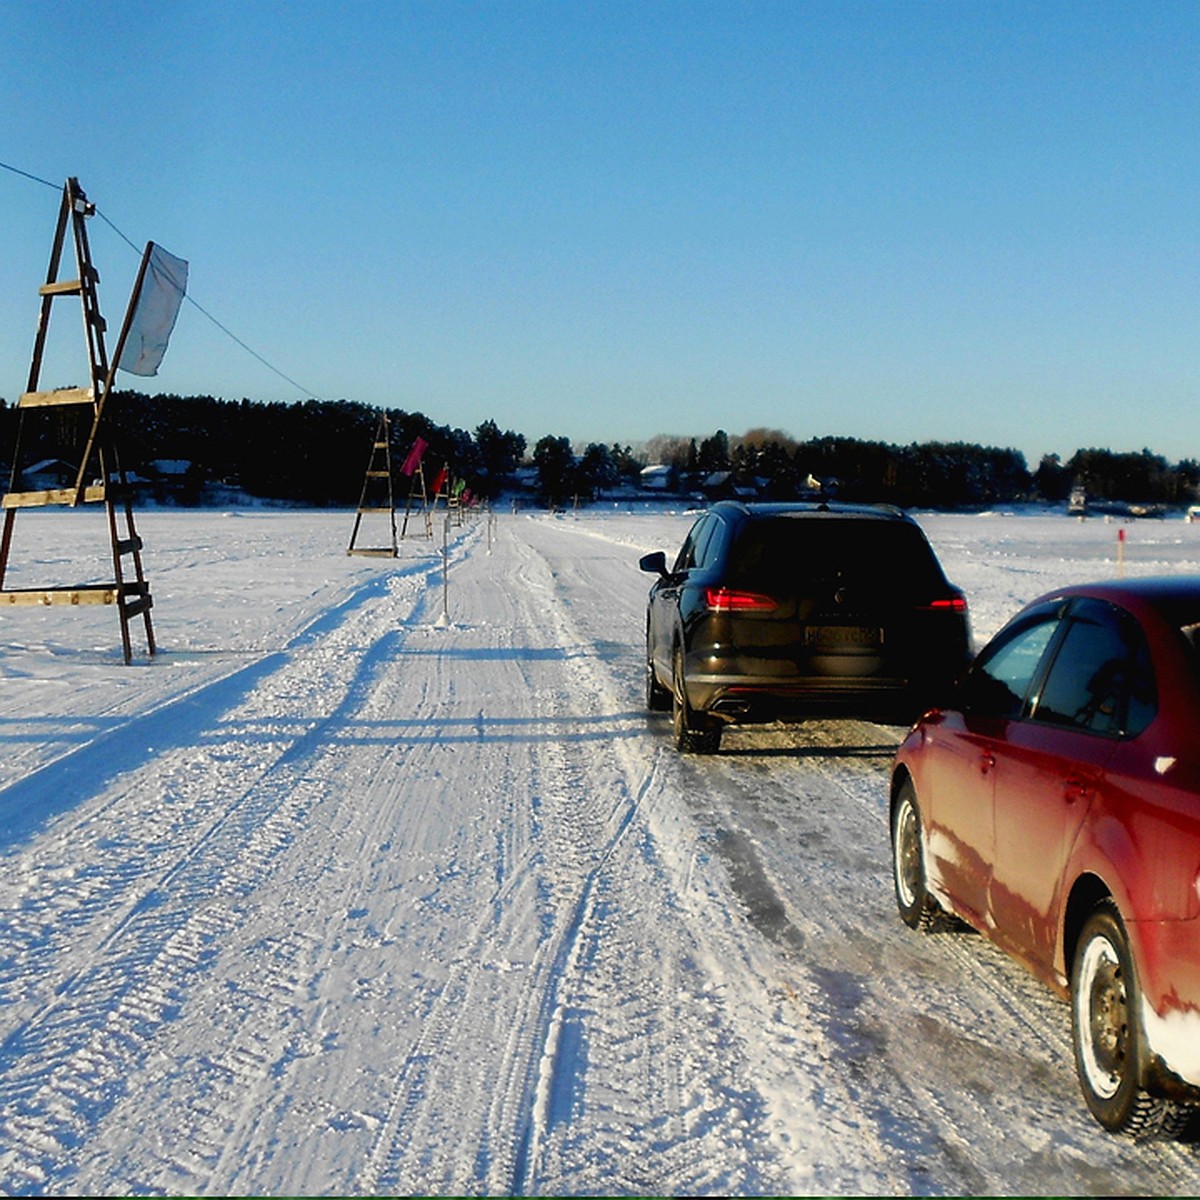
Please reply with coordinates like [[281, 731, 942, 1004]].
[[1, 390, 1197, 511]]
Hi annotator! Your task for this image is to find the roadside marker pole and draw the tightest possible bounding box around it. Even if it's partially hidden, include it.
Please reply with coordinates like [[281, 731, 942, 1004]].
[[1117, 526, 1126, 578], [441, 514, 450, 623]]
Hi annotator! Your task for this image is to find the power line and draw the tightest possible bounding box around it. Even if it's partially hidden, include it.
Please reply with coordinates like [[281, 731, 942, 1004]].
[[177, 293, 318, 397], [0, 159, 320, 400], [0, 163, 57, 190]]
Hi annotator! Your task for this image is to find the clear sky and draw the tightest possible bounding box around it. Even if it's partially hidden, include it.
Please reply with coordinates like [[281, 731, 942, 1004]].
[[2, 1, 1197, 466]]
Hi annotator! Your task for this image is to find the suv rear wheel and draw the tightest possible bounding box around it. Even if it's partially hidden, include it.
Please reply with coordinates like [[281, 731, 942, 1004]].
[[672, 646, 721, 754]]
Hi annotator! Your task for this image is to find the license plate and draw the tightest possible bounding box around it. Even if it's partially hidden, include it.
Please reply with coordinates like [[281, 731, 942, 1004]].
[[805, 624, 882, 648]]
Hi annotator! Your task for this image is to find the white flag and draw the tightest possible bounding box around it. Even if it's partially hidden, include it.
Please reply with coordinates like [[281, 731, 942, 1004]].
[[118, 242, 188, 376]]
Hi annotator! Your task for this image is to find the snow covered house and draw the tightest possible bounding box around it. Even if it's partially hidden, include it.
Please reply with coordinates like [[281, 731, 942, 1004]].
[[639, 464, 673, 491]]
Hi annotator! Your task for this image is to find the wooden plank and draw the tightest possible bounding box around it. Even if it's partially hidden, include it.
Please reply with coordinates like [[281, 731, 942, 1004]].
[[356, 506, 394, 514], [0, 585, 118, 606], [2, 485, 106, 509], [38, 279, 82, 296], [346, 548, 398, 558], [18, 386, 94, 408]]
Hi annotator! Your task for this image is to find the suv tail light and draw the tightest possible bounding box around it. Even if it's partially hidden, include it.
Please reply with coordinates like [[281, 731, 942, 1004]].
[[918, 596, 968, 612], [704, 587, 778, 612]]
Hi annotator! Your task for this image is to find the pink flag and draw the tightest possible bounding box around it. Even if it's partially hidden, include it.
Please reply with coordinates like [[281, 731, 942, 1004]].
[[400, 436, 428, 477]]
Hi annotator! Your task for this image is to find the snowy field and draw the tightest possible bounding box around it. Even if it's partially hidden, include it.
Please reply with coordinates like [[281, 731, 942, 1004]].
[[2, 504, 1200, 1196]]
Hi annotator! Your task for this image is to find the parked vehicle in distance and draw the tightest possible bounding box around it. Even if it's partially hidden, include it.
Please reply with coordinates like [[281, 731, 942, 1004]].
[[890, 577, 1200, 1138], [639, 501, 971, 753]]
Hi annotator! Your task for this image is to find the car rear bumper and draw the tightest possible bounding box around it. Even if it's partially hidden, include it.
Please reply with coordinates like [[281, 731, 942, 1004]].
[[685, 670, 934, 724]]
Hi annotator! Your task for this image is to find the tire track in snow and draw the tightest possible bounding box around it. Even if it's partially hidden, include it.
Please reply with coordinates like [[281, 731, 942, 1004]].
[[694, 726, 1049, 1193], [350, 525, 652, 1195], [507, 738, 658, 1194], [481, 525, 692, 1194], [489, 518, 797, 1195], [327, 517, 743, 1195]]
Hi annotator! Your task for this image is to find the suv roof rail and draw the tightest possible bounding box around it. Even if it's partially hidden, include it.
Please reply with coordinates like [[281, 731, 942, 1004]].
[[717, 499, 913, 520]]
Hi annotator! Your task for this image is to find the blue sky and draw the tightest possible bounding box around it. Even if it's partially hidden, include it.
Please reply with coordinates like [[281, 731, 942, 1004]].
[[2, 1, 1197, 465]]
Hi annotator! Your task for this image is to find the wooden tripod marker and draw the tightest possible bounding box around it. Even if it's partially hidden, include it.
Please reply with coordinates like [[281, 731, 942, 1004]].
[[347, 413, 399, 557], [400, 462, 432, 539], [0, 177, 156, 664]]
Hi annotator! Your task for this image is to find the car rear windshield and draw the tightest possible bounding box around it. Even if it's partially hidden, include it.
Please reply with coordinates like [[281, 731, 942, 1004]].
[[1144, 594, 1200, 689], [724, 517, 948, 597]]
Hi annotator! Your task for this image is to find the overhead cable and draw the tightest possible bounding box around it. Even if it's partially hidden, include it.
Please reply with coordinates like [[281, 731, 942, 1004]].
[[0, 159, 319, 400]]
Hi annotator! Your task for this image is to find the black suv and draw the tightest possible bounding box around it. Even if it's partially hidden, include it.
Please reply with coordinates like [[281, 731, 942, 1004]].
[[639, 501, 971, 752]]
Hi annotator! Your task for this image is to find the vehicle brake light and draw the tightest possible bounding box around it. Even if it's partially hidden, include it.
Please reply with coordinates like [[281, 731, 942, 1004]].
[[704, 587, 778, 612], [920, 597, 967, 612]]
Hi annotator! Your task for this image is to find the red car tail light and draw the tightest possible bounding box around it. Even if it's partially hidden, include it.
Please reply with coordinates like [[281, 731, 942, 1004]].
[[704, 587, 778, 612]]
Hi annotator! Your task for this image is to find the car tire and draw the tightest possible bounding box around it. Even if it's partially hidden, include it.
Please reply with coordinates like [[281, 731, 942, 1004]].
[[1070, 902, 1192, 1139], [646, 632, 672, 713], [672, 646, 721, 754], [891, 779, 946, 932]]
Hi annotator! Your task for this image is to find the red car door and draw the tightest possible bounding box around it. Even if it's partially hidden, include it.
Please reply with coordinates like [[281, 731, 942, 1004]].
[[989, 720, 1115, 978], [925, 608, 1063, 927], [989, 598, 1154, 978], [921, 708, 1001, 926]]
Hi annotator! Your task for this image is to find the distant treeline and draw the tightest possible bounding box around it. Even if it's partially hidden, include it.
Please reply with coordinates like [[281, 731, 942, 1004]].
[[0, 392, 527, 506], [611, 428, 1200, 509], [1, 394, 1197, 509]]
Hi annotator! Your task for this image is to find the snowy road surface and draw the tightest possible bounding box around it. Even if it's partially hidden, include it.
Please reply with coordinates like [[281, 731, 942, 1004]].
[[2, 506, 1200, 1195]]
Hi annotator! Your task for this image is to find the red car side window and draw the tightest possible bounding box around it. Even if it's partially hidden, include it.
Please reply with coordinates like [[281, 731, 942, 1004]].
[[1031, 600, 1156, 737], [959, 614, 1060, 720]]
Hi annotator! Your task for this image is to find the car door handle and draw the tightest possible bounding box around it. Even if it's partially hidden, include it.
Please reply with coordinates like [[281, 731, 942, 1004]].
[[1063, 778, 1089, 803]]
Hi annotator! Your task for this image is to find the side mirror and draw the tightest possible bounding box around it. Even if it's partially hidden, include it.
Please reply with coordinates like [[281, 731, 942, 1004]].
[[639, 550, 669, 578]]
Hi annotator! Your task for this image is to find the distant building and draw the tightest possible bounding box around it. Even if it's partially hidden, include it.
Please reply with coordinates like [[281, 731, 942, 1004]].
[[639, 464, 673, 491], [148, 459, 201, 504], [19, 458, 75, 491], [701, 471, 737, 499]]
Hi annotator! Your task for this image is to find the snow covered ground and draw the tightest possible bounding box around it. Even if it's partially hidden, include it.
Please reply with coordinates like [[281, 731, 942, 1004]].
[[2, 504, 1200, 1196]]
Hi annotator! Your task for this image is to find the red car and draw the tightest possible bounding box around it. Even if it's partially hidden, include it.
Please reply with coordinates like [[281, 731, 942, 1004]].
[[890, 577, 1200, 1138]]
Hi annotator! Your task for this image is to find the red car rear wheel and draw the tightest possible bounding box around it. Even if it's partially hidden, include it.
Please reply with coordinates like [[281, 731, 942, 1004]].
[[1071, 902, 1191, 1139]]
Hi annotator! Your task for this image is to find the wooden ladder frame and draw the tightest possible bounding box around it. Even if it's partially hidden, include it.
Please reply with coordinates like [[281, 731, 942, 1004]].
[[400, 461, 433, 540], [347, 412, 399, 557], [0, 177, 155, 663]]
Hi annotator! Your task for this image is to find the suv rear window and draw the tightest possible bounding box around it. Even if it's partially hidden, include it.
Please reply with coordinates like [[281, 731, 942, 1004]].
[[724, 517, 947, 597]]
